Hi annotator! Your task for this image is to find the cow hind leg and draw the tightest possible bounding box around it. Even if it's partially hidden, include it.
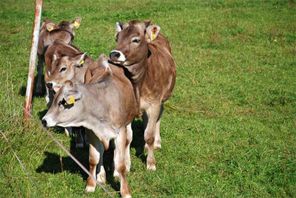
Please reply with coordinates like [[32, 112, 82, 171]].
[[85, 130, 102, 193], [154, 104, 163, 149], [114, 126, 131, 198], [144, 103, 161, 171]]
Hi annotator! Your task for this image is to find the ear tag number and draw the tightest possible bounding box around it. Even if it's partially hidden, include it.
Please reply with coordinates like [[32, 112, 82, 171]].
[[67, 95, 75, 105]]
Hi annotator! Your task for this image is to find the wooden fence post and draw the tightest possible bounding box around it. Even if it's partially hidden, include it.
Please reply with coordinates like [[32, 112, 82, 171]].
[[23, 0, 43, 121]]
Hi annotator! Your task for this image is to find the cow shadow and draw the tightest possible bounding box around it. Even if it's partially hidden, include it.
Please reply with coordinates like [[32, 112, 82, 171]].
[[36, 139, 120, 195]]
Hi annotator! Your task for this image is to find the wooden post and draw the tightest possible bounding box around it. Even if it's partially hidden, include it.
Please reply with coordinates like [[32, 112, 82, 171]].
[[23, 0, 43, 121]]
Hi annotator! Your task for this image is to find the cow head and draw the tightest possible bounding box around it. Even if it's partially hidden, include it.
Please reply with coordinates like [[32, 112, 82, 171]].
[[46, 53, 87, 92], [109, 20, 160, 66], [42, 17, 81, 34], [42, 81, 83, 128]]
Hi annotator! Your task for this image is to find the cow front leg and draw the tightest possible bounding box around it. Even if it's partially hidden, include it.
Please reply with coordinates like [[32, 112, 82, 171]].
[[36, 55, 44, 96], [85, 130, 102, 193], [114, 126, 131, 198], [144, 103, 161, 171]]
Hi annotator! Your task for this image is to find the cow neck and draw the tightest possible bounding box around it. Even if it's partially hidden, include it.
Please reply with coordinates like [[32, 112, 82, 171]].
[[59, 29, 74, 41], [126, 57, 148, 85]]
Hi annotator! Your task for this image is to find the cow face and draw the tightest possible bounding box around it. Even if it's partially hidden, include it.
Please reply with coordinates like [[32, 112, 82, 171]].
[[109, 20, 160, 66], [42, 81, 84, 128], [47, 53, 86, 92]]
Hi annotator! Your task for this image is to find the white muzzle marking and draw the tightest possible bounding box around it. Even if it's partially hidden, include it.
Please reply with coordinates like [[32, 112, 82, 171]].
[[111, 50, 126, 62]]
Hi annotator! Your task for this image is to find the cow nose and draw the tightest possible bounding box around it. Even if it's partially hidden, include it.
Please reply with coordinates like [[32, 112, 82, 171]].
[[46, 83, 53, 89], [42, 119, 47, 128], [109, 51, 120, 60]]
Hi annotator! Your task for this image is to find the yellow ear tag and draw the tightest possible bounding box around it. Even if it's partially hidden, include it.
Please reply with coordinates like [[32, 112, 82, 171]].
[[79, 59, 85, 65], [73, 21, 80, 28], [47, 26, 54, 32], [67, 95, 75, 105], [151, 32, 156, 41]]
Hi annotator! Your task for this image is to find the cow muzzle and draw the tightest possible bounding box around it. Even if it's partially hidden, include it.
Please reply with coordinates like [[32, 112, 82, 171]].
[[109, 50, 126, 64], [42, 115, 56, 128]]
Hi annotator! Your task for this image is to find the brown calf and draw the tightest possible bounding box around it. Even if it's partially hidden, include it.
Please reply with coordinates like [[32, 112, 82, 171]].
[[109, 20, 176, 170], [36, 17, 81, 95], [42, 57, 138, 197]]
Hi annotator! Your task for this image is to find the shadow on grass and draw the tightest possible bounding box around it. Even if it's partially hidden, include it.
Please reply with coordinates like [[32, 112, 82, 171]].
[[36, 138, 89, 180], [35, 134, 120, 194]]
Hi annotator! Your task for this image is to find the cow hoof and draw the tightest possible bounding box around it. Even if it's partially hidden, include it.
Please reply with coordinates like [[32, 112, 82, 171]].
[[97, 167, 106, 184], [147, 164, 156, 171], [85, 185, 96, 193], [122, 194, 132, 198]]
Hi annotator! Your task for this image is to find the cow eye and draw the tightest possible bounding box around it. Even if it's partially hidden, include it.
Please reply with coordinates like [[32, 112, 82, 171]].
[[131, 37, 140, 43], [59, 67, 67, 72]]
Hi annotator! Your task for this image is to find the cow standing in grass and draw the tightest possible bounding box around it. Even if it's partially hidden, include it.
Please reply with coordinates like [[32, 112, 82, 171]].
[[109, 20, 176, 170], [36, 17, 81, 96], [42, 56, 138, 197]]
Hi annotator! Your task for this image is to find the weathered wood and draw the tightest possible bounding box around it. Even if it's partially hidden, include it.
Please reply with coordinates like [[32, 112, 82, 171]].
[[23, 0, 43, 121]]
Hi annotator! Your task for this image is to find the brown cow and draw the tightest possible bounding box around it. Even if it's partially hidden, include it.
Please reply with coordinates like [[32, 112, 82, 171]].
[[45, 50, 133, 186], [36, 17, 81, 95], [44, 41, 82, 104], [42, 56, 138, 197], [109, 20, 176, 170]]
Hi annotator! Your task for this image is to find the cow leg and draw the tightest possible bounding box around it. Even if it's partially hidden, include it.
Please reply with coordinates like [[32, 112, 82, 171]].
[[126, 123, 133, 172], [114, 126, 131, 198], [144, 103, 161, 171], [75, 127, 84, 148], [85, 130, 101, 193], [36, 55, 43, 95], [154, 119, 161, 149], [96, 140, 106, 184], [154, 104, 163, 149]]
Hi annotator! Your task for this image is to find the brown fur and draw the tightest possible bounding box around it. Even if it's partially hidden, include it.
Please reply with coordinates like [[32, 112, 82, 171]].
[[110, 20, 176, 170], [36, 18, 80, 95]]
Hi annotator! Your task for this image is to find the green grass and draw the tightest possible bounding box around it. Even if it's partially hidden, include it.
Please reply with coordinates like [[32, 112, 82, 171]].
[[1, 0, 296, 197]]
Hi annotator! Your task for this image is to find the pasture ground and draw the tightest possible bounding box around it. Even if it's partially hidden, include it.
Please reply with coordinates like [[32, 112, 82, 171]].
[[0, 0, 295, 197]]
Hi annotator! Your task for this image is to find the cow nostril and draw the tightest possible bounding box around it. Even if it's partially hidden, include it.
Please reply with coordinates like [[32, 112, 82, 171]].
[[42, 119, 47, 128], [110, 51, 120, 60]]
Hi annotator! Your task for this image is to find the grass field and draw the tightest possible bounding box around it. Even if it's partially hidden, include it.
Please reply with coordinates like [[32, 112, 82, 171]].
[[1, 0, 296, 197]]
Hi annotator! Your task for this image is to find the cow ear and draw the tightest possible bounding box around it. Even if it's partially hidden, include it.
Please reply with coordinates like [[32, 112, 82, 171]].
[[144, 20, 151, 28], [115, 22, 123, 33], [46, 22, 57, 32], [146, 24, 160, 42], [71, 53, 86, 67], [71, 17, 81, 29], [63, 81, 82, 105]]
